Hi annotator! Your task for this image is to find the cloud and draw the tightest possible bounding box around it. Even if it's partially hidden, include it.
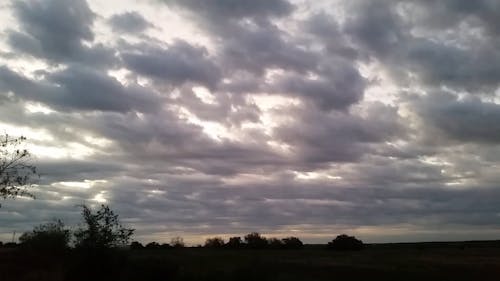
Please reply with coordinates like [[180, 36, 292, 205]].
[[416, 93, 500, 143], [108, 11, 153, 33], [120, 40, 221, 89], [403, 0, 500, 36], [342, 0, 500, 92], [274, 102, 403, 164], [0, 65, 160, 112], [217, 20, 317, 75], [5, 0, 115, 67], [164, 0, 293, 22], [272, 59, 366, 111]]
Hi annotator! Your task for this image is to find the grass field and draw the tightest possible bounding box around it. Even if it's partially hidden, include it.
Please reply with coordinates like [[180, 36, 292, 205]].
[[2, 241, 500, 281]]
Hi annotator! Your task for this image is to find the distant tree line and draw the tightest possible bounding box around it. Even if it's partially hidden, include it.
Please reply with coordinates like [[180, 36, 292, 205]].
[[206, 232, 304, 249], [130, 232, 364, 251]]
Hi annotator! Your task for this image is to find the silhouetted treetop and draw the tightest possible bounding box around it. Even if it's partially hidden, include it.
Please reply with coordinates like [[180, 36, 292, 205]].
[[0, 134, 37, 202], [282, 237, 303, 249], [74, 204, 134, 249], [226, 236, 243, 248], [204, 237, 225, 248], [327, 234, 364, 251], [244, 232, 268, 249]]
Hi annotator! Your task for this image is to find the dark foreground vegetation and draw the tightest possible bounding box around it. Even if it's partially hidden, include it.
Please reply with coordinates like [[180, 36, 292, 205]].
[[2, 240, 500, 281]]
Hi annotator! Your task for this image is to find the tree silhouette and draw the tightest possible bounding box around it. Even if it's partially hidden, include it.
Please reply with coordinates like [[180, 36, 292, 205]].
[[268, 238, 284, 249], [74, 204, 134, 249], [282, 237, 303, 249], [0, 134, 37, 202], [244, 232, 268, 249], [130, 241, 144, 250], [226, 236, 243, 248], [327, 234, 364, 251], [204, 237, 225, 248]]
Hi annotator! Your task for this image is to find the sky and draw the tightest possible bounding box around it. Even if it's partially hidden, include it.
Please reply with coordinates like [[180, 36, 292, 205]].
[[1, 0, 500, 245]]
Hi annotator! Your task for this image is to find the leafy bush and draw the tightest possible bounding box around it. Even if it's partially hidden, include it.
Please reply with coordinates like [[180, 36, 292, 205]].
[[19, 219, 70, 251], [244, 232, 268, 249], [204, 237, 225, 248], [282, 237, 303, 249], [327, 234, 364, 251], [145, 242, 160, 249], [130, 241, 144, 250], [268, 238, 284, 249], [226, 236, 243, 248]]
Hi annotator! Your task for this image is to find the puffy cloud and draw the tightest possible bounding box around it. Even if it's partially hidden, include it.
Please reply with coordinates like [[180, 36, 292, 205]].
[[274, 102, 403, 164], [120, 40, 221, 89], [164, 0, 294, 22], [12, 0, 95, 56], [0, 66, 160, 112], [416, 93, 500, 143], [5, 0, 116, 67]]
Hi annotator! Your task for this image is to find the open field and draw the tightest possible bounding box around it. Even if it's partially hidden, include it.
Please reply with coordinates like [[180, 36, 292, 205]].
[[2, 241, 500, 281]]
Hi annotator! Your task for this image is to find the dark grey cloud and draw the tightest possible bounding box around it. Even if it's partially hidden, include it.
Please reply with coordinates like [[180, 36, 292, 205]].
[[5, 0, 117, 67], [416, 93, 500, 143], [121, 40, 221, 89], [164, 0, 293, 22], [404, 39, 500, 92], [272, 59, 366, 111], [341, 0, 500, 92], [6, 29, 117, 67], [218, 21, 317, 75], [108, 11, 153, 33], [173, 86, 261, 125], [274, 102, 403, 164], [0, 65, 159, 112], [343, 1, 405, 60], [304, 13, 360, 60], [12, 0, 94, 55], [404, 0, 500, 36]]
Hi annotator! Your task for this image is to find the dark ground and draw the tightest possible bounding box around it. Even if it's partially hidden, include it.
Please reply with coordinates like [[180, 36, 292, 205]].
[[2, 241, 500, 281]]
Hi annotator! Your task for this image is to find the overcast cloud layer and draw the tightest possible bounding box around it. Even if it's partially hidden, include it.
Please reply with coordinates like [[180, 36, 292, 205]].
[[1, 0, 500, 244]]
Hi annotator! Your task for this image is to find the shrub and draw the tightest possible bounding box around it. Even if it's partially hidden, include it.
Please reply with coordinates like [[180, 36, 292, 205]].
[[244, 232, 268, 249], [268, 238, 284, 249], [145, 241, 172, 250], [226, 236, 243, 248], [327, 234, 364, 251], [282, 237, 303, 249], [19, 219, 70, 251], [204, 237, 225, 248], [130, 241, 144, 250], [159, 243, 171, 249]]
